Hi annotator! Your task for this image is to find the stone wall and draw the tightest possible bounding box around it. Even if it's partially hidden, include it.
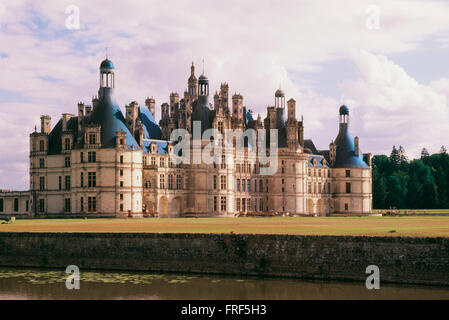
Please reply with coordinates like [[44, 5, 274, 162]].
[[0, 232, 447, 285]]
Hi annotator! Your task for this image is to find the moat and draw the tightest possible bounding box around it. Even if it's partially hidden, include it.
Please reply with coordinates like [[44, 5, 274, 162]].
[[0, 268, 448, 300]]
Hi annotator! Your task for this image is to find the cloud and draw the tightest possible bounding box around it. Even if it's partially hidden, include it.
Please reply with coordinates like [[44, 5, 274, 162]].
[[1, 0, 449, 189], [341, 51, 449, 157]]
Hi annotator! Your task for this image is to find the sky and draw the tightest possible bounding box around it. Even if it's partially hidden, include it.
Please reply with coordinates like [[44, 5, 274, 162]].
[[1, 0, 449, 190]]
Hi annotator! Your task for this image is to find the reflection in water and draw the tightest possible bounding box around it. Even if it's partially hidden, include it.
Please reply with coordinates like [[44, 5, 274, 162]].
[[0, 267, 448, 300]]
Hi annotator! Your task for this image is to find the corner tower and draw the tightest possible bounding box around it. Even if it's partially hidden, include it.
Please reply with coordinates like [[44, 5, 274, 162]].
[[331, 105, 372, 215]]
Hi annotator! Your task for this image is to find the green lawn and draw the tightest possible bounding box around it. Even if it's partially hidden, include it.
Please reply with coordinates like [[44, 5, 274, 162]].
[[1, 216, 449, 237]]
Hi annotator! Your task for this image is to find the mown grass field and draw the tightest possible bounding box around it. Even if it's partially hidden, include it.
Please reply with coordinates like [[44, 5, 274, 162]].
[[1, 216, 449, 237]]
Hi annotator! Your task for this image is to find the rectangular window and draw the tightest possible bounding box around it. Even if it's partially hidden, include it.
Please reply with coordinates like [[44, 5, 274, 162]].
[[346, 182, 351, 193], [64, 198, 71, 212], [80, 152, 84, 163], [88, 172, 96, 188], [120, 181, 124, 187], [168, 175, 174, 190], [120, 155, 124, 164], [346, 170, 351, 178], [221, 155, 226, 169], [308, 182, 312, 194], [220, 196, 226, 211], [88, 197, 96, 212], [176, 175, 182, 190], [39, 158, 45, 168], [88, 152, 96, 163], [120, 169, 123, 177], [241, 179, 245, 192], [143, 156, 147, 166], [328, 183, 331, 194], [14, 198, 19, 212], [345, 203, 349, 211], [318, 182, 322, 193], [65, 176, 71, 190], [247, 180, 251, 193], [39, 199, 45, 212], [236, 179, 240, 192], [159, 175, 165, 189], [213, 175, 217, 190], [221, 175, 227, 190], [65, 138, 71, 150], [65, 156, 71, 168], [59, 176, 62, 190], [26, 200, 29, 212], [159, 157, 164, 167], [80, 172, 84, 187], [259, 180, 263, 193], [242, 198, 246, 211], [236, 198, 241, 211], [39, 176, 45, 191], [39, 140, 44, 152], [80, 197, 84, 212], [120, 194, 123, 200], [151, 157, 156, 166], [259, 198, 264, 212], [0, 199, 3, 212], [213, 196, 217, 211], [120, 204, 123, 212]]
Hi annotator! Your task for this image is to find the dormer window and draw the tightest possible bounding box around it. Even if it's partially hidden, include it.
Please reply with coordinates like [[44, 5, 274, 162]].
[[150, 143, 157, 154], [88, 134, 96, 145], [64, 138, 71, 150]]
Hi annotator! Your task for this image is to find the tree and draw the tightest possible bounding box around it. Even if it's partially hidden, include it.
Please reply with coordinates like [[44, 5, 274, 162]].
[[389, 145, 400, 169], [398, 145, 408, 163], [440, 145, 447, 154], [421, 148, 430, 159], [373, 176, 388, 209]]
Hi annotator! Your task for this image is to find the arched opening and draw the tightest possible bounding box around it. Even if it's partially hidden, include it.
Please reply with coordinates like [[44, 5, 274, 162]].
[[308, 199, 315, 215], [158, 196, 168, 218], [169, 197, 182, 218], [328, 199, 333, 214], [317, 199, 325, 216]]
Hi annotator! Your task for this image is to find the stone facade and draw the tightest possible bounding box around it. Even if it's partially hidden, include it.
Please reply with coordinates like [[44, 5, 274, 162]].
[[0, 59, 372, 217]]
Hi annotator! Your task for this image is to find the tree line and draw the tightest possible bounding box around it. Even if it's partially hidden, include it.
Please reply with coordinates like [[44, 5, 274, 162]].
[[372, 146, 449, 209]]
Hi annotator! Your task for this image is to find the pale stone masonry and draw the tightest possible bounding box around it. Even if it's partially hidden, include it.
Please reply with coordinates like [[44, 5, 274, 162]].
[[0, 59, 372, 218]]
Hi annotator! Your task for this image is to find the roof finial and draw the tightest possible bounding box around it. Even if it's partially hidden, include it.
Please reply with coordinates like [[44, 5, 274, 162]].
[[202, 58, 205, 74], [105, 46, 109, 59]]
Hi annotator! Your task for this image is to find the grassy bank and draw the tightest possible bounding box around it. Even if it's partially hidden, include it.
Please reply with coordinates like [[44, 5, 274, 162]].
[[1, 216, 449, 237]]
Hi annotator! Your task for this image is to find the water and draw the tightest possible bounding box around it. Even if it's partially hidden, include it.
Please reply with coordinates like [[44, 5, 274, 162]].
[[0, 267, 448, 300]]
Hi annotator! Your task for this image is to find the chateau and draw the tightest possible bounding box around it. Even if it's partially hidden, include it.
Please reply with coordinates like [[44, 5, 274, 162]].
[[0, 59, 372, 218]]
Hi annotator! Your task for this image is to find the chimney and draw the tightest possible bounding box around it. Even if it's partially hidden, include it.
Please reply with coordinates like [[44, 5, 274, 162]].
[[40, 115, 51, 134], [85, 106, 92, 116], [329, 141, 336, 166], [354, 136, 359, 157], [62, 113, 74, 132]]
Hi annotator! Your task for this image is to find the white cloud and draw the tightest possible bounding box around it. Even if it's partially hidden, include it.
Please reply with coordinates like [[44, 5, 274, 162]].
[[341, 51, 449, 157]]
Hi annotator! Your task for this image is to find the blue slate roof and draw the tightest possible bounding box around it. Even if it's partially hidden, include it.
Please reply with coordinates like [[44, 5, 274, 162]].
[[139, 106, 162, 139], [334, 123, 369, 168], [88, 88, 140, 150], [245, 108, 254, 125], [142, 139, 169, 154], [308, 155, 329, 168]]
